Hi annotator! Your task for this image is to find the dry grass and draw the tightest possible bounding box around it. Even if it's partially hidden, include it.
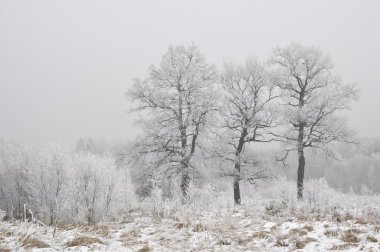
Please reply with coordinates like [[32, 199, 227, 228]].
[[341, 229, 360, 243], [289, 228, 308, 236], [295, 212, 312, 222], [0, 248, 11, 252], [355, 217, 369, 225], [274, 236, 288, 247], [344, 212, 354, 221], [303, 225, 314, 232], [22, 236, 50, 249], [81, 224, 111, 237], [174, 222, 188, 229], [237, 238, 250, 245], [65, 236, 106, 247], [252, 231, 270, 239], [138, 244, 150, 252], [270, 224, 278, 232], [57, 223, 77, 230], [347, 228, 362, 234], [192, 223, 205, 232], [330, 243, 357, 250], [295, 237, 317, 249], [366, 235, 378, 242], [120, 216, 134, 224], [120, 229, 140, 238], [217, 238, 232, 245], [335, 213, 345, 223], [1, 231, 13, 237], [324, 229, 339, 238]]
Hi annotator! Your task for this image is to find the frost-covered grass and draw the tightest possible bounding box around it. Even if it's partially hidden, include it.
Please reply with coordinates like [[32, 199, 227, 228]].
[[1, 205, 380, 251], [1, 184, 380, 251]]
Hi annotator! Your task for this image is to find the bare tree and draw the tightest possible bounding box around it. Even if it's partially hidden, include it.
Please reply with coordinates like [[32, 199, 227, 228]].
[[127, 44, 217, 200], [269, 43, 358, 200], [216, 58, 279, 204]]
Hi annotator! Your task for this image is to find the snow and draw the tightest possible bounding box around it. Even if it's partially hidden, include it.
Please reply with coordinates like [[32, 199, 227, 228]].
[[1, 206, 380, 251]]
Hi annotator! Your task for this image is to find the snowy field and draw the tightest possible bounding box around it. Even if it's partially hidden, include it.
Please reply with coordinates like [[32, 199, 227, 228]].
[[1, 197, 380, 252]]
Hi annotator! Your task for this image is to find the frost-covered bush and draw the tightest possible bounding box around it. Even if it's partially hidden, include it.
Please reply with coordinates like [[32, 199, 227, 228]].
[[265, 200, 287, 216], [0, 140, 136, 225], [67, 152, 135, 224], [0, 140, 31, 219], [303, 178, 336, 212], [27, 144, 70, 225]]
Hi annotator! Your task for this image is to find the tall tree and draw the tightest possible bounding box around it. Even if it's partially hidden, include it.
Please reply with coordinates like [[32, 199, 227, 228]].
[[270, 43, 358, 199], [127, 45, 217, 200], [216, 58, 279, 204]]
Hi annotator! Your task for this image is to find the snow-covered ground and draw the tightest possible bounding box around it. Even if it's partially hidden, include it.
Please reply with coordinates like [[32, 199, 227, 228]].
[[1, 205, 380, 252]]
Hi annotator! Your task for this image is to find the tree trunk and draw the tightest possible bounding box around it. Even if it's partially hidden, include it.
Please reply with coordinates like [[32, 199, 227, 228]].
[[233, 125, 247, 205], [297, 148, 305, 200], [233, 171, 241, 204], [180, 169, 190, 201], [177, 83, 190, 202], [297, 91, 305, 200]]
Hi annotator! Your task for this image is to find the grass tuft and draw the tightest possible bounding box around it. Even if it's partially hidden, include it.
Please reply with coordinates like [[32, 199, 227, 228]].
[[65, 236, 106, 247]]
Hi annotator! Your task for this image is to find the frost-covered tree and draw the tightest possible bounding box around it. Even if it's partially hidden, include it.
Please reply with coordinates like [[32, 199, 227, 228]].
[[216, 59, 279, 204], [127, 44, 217, 199], [270, 43, 358, 199]]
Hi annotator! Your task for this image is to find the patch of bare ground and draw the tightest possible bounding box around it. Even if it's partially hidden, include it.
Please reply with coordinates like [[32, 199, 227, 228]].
[[22, 236, 50, 249], [65, 236, 106, 247], [0, 248, 11, 252]]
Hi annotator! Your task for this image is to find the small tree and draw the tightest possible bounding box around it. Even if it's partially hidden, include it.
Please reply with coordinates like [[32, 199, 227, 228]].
[[216, 58, 279, 204], [270, 43, 358, 199], [127, 44, 217, 200]]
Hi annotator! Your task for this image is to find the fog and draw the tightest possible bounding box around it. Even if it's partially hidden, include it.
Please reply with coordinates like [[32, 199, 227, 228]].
[[1, 0, 379, 146], [2, 2, 380, 250]]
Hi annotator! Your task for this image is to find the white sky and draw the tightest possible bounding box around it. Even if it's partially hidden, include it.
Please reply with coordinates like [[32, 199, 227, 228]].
[[0, 0, 379, 146]]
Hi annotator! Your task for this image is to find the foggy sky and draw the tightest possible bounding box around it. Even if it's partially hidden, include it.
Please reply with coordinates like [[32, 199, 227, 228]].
[[1, 0, 379, 147]]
